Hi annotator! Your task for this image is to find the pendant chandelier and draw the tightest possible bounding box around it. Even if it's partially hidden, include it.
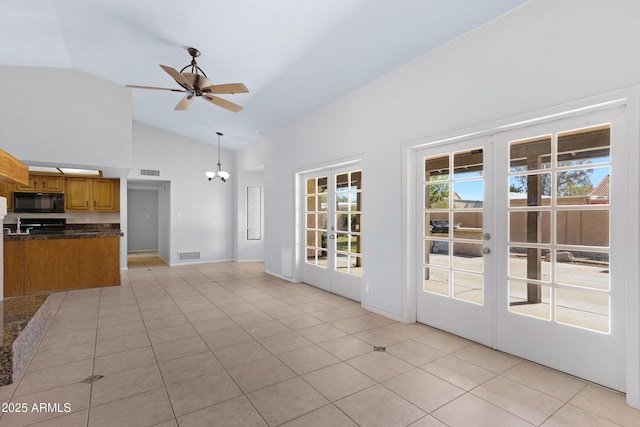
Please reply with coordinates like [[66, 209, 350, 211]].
[[205, 131, 230, 182]]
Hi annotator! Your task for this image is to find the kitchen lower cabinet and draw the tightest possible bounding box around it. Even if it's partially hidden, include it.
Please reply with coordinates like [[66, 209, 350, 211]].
[[4, 237, 120, 296]]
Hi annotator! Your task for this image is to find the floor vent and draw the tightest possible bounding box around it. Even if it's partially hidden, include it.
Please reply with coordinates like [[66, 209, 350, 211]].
[[178, 251, 201, 261], [139, 168, 160, 177]]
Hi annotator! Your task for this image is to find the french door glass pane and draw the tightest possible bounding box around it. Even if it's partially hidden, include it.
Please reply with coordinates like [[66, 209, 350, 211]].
[[509, 136, 551, 172], [424, 267, 449, 296], [508, 281, 551, 320], [453, 272, 483, 304]]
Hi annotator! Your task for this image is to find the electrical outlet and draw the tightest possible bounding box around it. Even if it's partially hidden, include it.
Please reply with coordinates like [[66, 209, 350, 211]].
[[365, 280, 371, 292]]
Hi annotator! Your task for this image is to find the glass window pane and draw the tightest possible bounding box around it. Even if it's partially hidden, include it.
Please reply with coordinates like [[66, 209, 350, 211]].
[[306, 248, 316, 264], [426, 182, 450, 209], [454, 149, 483, 179], [306, 231, 317, 247], [453, 212, 482, 237], [426, 212, 449, 237], [336, 213, 348, 232], [425, 240, 449, 267], [351, 171, 362, 190], [306, 214, 316, 229], [508, 281, 551, 320], [453, 180, 483, 208], [306, 178, 316, 195], [557, 167, 610, 205], [508, 246, 551, 282], [424, 267, 449, 296], [351, 213, 361, 232], [320, 232, 328, 249], [425, 154, 449, 181], [452, 243, 483, 272], [318, 213, 327, 231], [336, 194, 349, 211], [335, 232, 348, 252], [453, 272, 483, 304], [510, 136, 551, 172], [336, 173, 349, 192], [555, 250, 609, 290], [306, 196, 316, 212], [509, 211, 550, 244], [335, 252, 349, 272], [557, 125, 610, 168], [556, 288, 609, 333], [318, 250, 328, 267], [556, 210, 609, 247], [349, 235, 361, 254], [318, 194, 328, 211], [509, 174, 551, 207], [318, 177, 328, 193]]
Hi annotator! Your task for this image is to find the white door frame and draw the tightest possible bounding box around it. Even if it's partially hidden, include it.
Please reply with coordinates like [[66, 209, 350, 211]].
[[402, 88, 640, 408]]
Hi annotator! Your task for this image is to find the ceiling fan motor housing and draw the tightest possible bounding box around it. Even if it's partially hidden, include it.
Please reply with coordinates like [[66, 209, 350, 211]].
[[179, 73, 213, 96]]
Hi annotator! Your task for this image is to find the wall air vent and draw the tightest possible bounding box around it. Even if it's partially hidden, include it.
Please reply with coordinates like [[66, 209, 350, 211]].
[[139, 169, 160, 177], [178, 251, 200, 261]]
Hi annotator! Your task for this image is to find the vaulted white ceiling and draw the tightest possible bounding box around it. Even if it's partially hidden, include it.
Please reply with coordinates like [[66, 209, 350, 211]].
[[0, 0, 528, 151]]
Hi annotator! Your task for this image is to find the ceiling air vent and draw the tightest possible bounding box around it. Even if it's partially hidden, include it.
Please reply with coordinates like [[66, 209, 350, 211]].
[[178, 251, 200, 261], [139, 168, 160, 177]]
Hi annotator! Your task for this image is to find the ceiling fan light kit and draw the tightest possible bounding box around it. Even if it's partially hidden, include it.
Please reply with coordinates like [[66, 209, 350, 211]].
[[127, 47, 248, 112], [206, 132, 230, 183]]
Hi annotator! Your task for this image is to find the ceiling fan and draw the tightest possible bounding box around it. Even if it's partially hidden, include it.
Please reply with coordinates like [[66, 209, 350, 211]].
[[127, 47, 248, 112]]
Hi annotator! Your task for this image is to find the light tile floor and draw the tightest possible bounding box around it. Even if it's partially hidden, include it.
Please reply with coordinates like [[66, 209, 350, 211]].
[[0, 256, 639, 426]]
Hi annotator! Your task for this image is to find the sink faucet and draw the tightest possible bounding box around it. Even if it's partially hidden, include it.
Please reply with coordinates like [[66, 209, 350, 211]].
[[16, 217, 21, 233]]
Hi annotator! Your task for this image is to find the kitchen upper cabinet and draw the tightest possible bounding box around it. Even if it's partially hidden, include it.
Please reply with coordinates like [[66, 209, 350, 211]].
[[65, 177, 92, 210], [93, 178, 119, 211], [15, 174, 64, 192], [65, 177, 119, 211]]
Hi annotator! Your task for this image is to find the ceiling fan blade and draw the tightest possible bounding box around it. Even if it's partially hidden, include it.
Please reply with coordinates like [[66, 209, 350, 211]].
[[203, 94, 243, 112], [126, 85, 185, 92], [201, 83, 249, 94], [175, 95, 194, 111], [159, 64, 194, 90]]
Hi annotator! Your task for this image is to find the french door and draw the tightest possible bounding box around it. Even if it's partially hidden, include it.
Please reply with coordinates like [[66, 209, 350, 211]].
[[417, 105, 626, 391], [302, 165, 363, 301], [494, 107, 625, 390], [417, 137, 494, 346]]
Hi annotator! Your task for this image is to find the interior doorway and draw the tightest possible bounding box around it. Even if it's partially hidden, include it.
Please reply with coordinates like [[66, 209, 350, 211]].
[[127, 180, 171, 265]]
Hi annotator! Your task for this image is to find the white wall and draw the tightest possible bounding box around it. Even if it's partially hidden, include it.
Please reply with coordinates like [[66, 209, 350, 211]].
[[131, 122, 236, 265], [0, 66, 132, 170], [261, 0, 640, 317]]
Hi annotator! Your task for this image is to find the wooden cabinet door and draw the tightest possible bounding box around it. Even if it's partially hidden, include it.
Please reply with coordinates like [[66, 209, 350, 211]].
[[65, 177, 91, 210], [41, 175, 64, 192], [14, 175, 38, 191], [93, 178, 117, 210]]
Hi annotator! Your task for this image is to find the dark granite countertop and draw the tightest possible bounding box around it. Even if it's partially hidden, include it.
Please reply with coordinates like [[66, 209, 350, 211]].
[[4, 229, 123, 241]]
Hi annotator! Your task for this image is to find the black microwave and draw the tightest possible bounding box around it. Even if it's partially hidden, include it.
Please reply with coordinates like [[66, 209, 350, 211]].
[[13, 192, 65, 213]]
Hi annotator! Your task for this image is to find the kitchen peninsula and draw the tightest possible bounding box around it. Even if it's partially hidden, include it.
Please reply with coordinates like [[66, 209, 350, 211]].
[[4, 224, 122, 297]]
